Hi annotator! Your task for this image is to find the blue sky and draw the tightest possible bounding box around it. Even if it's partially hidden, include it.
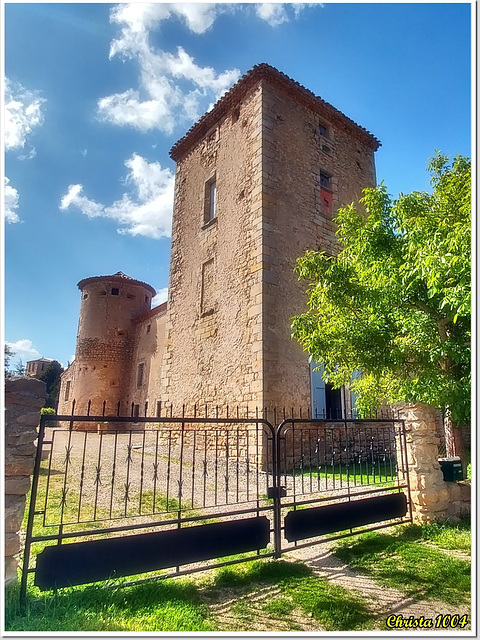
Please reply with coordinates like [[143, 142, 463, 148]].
[[4, 2, 472, 370]]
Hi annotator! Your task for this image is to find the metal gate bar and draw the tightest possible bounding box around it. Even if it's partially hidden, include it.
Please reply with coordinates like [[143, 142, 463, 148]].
[[20, 411, 411, 605]]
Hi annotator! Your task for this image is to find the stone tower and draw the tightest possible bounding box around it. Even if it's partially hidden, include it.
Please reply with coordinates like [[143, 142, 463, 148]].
[[59, 272, 156, 416], [160, 64, 380, 413]]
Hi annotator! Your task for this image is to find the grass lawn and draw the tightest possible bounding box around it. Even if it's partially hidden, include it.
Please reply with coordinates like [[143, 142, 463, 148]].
[[5, 578, 215, 632], [6, 560, 373, 632], [333, 517, 471, 606], [9, 490, 471, 633], [289, 461, 397, 487], [203, 559, 374, 631]]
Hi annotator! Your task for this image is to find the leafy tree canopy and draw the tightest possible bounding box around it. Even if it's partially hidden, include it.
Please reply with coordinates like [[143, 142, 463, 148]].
[[39, 360, 64, 409], [292, 154, 470, 426]]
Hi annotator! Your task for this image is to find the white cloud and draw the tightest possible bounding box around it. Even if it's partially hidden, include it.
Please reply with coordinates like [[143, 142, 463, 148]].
[[255, 3, 318, 26], [5, 78, 46, 155], [152, 287, 168, 306], [255, 3, 289, 26], [98, 3, 241, 132], [59, 153, 175, 239], [60, 184, 104, 218], [4, 177, 20, 224], [6, 339, 41, 363], [18, 148, 37, 161]]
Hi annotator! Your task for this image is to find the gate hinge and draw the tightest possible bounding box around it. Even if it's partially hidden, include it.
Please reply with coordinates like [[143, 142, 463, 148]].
[[267, 486, 286, 499]]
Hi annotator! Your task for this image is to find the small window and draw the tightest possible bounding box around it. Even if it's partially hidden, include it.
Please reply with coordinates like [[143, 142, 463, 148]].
[[137, 363, 145, 388], [156, 401, 162, 418], [318, 123, 328, 138], [65, 381, 71, 402], [145, 295, 149, 303], [41, 363, 45, 371], [204, 174, 217, 225], [147, 324, 151, 334], [320, 172, 331, 189], [83, 293, 89, 300], [201, 258, 216, 315], [232, 106, 240, 123], [133, 404, 140, 418], [111, 288, 119, 296]]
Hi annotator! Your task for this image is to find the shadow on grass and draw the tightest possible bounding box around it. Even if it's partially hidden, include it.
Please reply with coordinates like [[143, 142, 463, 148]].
[[333, 523, 471, 606], [5, 578, 214, 632], [210, 559, 373, 631]]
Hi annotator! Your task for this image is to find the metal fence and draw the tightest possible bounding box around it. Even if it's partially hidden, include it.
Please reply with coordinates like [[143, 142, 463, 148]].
[[21, 409, 411, 603]]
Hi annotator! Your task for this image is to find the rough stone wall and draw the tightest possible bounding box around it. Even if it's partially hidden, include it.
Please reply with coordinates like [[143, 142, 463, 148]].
[[260, 80, 377, 410], [58, 278, 154, 417], [161, 78, 378, 414], [161, 83, 265, 411], [4, 377, 45, 588], [394, 402, 470, 522], [128, 304, 167, 416]]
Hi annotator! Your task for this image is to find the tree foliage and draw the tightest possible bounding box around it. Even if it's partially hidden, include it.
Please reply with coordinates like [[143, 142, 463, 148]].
[[4, 345, 14, 376], [292, 154, 470, 426], [39, 360, 64, 409]]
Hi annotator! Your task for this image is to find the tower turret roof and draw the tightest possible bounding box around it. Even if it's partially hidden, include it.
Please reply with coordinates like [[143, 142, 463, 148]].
[[77, 272, 156, 297]]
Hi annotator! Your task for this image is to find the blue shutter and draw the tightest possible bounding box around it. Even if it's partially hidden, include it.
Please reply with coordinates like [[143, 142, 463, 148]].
[[310, 360, 326, 418]]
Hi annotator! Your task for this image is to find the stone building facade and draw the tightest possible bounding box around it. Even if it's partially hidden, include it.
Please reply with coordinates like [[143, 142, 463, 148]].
[[25, 358, 53, 378], [59, 64, 380, 419]]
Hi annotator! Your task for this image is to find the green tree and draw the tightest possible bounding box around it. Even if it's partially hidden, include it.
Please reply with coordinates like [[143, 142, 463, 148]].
[[4, 344, 14, 377], [292, 154, 470, 459], [14, 359, 26, 376], [39, 360, 64, 409]]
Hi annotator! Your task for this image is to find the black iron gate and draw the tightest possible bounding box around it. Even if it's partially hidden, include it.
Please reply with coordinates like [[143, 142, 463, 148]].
[[20, 411, 411, 604]]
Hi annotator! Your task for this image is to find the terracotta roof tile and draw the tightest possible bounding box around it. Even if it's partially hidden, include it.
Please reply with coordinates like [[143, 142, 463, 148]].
[[170, 63, 380, 161], [77, 273, 157, 297]]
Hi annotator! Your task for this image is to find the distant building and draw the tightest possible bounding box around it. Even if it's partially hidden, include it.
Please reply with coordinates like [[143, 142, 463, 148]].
[[26, 358, 53, 378], [58, 64, 380, 420]]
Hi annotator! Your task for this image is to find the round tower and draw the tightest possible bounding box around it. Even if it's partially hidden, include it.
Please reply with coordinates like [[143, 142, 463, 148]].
[[65, 272, 156, 417]]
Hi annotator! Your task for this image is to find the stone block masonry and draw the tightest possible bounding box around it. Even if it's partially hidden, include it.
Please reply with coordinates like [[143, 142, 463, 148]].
[[4, 377, 46, 588], [393, 402, 470, 522], [164, 64, 380, 415]]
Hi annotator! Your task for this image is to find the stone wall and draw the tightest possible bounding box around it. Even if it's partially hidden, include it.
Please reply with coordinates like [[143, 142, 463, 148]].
[[394, 401, 470, 522], [161, 82, 265, 411], [128, 303, 167, 415], [162, 69, 379, 414], [58, 274, 156, 418], [4, 377, 45, 588], [260, 80, 378, 410]]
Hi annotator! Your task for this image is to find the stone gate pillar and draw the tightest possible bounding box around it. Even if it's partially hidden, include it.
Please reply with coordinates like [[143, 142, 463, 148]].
[[393, 401, 450, 522], [5, 377, 46, 588]]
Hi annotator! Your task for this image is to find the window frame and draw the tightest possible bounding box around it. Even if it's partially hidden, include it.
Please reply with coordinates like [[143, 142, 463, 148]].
[[137, 362, 145, 388], [203, 173, 217, 227]]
